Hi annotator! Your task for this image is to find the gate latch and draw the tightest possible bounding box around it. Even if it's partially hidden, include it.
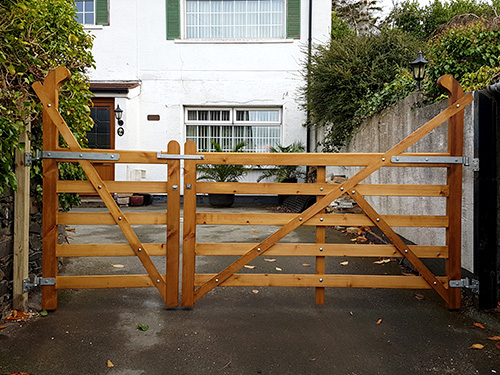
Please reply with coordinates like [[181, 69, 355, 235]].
[[449, 277, 479, 294], [23, 276, 56, 293]]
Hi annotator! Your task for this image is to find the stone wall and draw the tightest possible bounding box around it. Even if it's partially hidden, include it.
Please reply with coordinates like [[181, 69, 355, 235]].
[[0, 188, 43, 317]]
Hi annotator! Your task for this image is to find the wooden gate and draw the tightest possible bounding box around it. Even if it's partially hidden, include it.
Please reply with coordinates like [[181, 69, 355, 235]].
[[181, 75, 472, 310], [34, 68, 472, 310]]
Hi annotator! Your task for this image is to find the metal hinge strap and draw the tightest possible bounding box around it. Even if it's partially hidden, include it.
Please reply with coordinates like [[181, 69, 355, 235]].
[[449, 277, 479, 294], [42, 151, 120, 161], [22, 276, 56, 293]]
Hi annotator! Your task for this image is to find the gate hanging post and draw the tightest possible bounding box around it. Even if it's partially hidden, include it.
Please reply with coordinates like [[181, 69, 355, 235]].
[[41, 67, 70, 310], [438, 75, 465, 310], [166, 140, 181, 306], [315, 166, 326, 305]]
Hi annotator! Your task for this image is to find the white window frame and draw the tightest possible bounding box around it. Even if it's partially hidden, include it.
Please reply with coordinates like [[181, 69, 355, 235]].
[[75, 0, 96, 25], [183, 0, 286, 40]]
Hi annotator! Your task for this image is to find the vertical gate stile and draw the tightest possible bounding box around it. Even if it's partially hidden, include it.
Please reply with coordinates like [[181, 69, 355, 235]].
[[41, 68, 70, 310], [166, 141, 181, 306], [316, 166, 326, 305], [182, 141, 197, 307], [440, 76, 465, 310]]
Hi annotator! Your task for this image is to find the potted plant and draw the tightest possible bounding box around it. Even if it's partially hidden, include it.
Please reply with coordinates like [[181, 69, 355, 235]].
[[257, 142, 306, 183], [197, 140, 249, 207]]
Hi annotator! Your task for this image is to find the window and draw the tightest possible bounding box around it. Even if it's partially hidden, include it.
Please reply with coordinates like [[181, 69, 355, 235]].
[[186, 0, 284, 39], [75, 0, 109, 26], [166, 0, 300, 40], [186, 108, 281, 152]]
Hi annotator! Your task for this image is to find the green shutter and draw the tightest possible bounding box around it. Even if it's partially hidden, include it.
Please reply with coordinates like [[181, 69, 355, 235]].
[[95, 0, 109, 26], [166, 0, 181, 40], [286, 0, 300, 39]]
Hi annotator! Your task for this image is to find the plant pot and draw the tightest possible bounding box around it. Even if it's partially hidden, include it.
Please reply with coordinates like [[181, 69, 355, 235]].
[[208, 193, 235, 208], [278, 177, 298, 205]]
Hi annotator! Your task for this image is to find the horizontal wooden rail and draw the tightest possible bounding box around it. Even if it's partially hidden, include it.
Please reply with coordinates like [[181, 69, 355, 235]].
[[58, 180, 168, 194], [196, 213, 448, 228], [198, 152, 452, 166], [197, 182, 449, 197], [58, 212, 167, 225], [57, 243, 166, 257], [56, 274, 164, 289], [194, 274, 448, 289], [194, 243, 448, 258]]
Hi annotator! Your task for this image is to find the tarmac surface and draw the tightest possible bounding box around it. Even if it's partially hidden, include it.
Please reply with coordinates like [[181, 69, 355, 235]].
[[1, 204, 500, 375]]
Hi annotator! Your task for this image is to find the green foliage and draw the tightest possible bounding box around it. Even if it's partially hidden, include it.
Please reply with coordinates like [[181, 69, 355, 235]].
[[0, 0, 95, 210], [425, 20, 500, 97], [197, 141, 250, 182], [331, 11, 354, 39], [257, 142, 306, 183], [386, 0, 497, 40], [302, 28, 420, 151]]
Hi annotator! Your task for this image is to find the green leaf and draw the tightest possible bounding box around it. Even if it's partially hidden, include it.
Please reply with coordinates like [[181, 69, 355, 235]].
[[137, 324, 149, 331], [40, 309, 48, 317]]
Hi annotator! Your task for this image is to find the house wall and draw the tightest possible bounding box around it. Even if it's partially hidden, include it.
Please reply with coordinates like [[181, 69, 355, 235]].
[[320, 92, 475, 273], [86, 0, 331, 182]]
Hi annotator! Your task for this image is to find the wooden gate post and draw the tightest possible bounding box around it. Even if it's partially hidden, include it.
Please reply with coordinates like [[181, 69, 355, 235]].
[[13, 122, 31, 311], [438, 75, 465, 310], [166, 140, 181, 306], [181, 141, 197, 307], [315, 166, 326, 305]]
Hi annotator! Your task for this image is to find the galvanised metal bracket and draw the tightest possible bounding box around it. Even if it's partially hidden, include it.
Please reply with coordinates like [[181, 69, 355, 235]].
[[449, 277, 479, 294], [24, 150, 42, 166], [42, 151, 120, 161], [156, 152, 205, 160], [22, 276, 56, 293], [391, 156, 479, 171]]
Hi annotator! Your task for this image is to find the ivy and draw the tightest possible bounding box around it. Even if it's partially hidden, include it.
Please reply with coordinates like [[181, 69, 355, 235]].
[[0, 0, 95, 210]]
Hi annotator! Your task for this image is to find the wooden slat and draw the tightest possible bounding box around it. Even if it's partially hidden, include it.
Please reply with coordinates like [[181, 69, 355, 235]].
[[166, 140, 180, 306], [196, 213, 448, 228], [194, 274, 448, 289], [57, 243, 166, 257], [316, 166, 326, 305], [194, 243, 448, 258], [57, 180, 168, 194], [56, 275, 162, 289], [181, 141, 197, 307], [197, 182, 450, 197], [58, 212, 167, 225]]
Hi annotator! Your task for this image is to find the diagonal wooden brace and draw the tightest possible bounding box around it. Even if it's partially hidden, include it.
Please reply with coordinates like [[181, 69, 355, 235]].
[[33, 70, 168, 301], [347, 190, 450, 304], [193, 90, 473, 302]]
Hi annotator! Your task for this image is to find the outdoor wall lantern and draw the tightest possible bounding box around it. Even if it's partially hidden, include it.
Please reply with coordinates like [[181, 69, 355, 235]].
[[114, 104, 124, 126], [410, 50, 428, 91]]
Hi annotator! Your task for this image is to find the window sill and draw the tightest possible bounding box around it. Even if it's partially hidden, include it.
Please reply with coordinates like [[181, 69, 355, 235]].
[[174, 39, 295, 44], [83, 25, 104, 30]]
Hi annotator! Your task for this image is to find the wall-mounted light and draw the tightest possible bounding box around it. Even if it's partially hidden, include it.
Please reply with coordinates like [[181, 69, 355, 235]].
[[114, 104, 124, 126], [410, 50, 428, 91]]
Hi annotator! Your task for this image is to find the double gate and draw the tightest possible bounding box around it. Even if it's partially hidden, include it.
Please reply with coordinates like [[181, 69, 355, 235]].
[[34, 67, 473, 310]]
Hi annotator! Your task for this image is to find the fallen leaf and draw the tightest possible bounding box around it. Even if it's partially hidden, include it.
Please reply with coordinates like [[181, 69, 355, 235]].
[[376, 318, 382, 325], [356, 236, 368, 244], [302, 263, 311, 267], [487, 336, 500, 341], [112, 264, 124, 268], [473, 322, 486, 329], [349, 311, 353, 316], [276, 267, 282, 271], [252, 289, 259, 294], [39, 310, 48, 317], [402, 272, 415, 276], [309, 358, 317, 362], [496, 342, 500, 350], [374, 259, 391, 264], [414, 293, 425, 300], [357, 228, 363, 235], [471, 343, 484, 350], [137, 324, 149, 331], [253, 230, 260, 233], [264, 258, 276, 262], [244, 265, 255, 269], [0, 326, 6, 330], [7, 310, 30, 320], [350, 238, 357, 242], [107, 360, 114, 368], [340, 261, 349, 266]]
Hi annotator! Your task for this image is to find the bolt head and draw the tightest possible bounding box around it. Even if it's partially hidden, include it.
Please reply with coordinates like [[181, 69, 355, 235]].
[[138, 248, 142, 252], [215, 279, 219, 283], [382, 158, 386, 162], [320, 218, 324, 222], [156, 279, 160, 283], [404, 249, 408, 253], [257, 248, 261, 252], [340, 187, 344, 191], [118, 217, 122, 221], [320, 187, 324, 191], [319, 278, 323, 283], [98, 185, 102, 189], [456, 104, 460, 108], [47, 104, 52, 107], [352, 190, 355, 194], [299, 217, 303, 221], [319, 247, 323, 252]]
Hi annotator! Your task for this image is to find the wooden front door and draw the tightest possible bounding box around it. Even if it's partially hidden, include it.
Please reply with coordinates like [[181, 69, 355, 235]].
[[88, 98, 115, 180]]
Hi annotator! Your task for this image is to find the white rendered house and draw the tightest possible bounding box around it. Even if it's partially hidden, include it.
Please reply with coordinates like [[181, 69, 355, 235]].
[[76, 0, 331, 182]]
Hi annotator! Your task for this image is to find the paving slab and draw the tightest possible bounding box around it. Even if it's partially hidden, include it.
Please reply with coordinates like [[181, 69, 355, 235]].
[[1, 204, 499, 375]]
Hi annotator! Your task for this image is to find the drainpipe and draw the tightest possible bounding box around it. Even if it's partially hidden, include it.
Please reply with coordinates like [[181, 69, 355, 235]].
[[306, 0, 313, 153]]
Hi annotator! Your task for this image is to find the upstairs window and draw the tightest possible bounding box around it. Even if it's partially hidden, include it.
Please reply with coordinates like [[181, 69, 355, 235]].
[[75, 0, 109, 26], [186, 0, 284, 39]]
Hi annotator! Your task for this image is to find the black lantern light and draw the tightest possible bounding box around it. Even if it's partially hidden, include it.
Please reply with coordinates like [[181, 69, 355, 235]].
[[114, 104, 124, 126], [410, 50, 428, 91]]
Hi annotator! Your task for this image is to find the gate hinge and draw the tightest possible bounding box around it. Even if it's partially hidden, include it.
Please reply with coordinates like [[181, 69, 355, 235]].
[[22, 276, 56, 293], [463, 156, 480, 172], [24, 150, 42, 166], [449, 277, 479, 294]]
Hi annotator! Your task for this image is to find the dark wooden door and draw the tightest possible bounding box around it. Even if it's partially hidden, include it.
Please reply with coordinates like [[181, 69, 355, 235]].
[[88, 98, 115, 180]]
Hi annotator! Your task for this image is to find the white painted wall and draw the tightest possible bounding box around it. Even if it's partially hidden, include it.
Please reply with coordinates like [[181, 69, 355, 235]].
[[86, 0, 331, 182]]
